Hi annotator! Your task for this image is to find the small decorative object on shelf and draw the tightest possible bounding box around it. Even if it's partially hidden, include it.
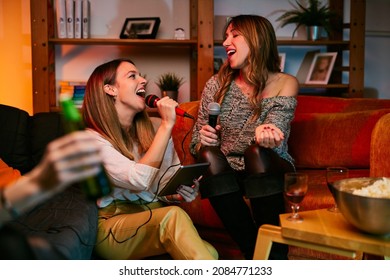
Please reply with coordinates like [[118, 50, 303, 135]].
[[156, 72, 184, 101], [174, 28, 185, 40], [274, 0, 340, 40], [120, 17, 161, 39]]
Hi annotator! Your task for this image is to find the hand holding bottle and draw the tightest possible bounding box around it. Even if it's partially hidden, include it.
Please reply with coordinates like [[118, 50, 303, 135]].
[[60, 95, 113, 200]]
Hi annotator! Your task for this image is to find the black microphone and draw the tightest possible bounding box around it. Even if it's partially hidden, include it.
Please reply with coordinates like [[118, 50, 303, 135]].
[[208, 102, 221, 128], [145, 95, 194, 119]]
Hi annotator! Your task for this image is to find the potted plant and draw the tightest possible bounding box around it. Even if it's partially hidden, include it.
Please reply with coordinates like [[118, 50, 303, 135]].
[[156, 72, 184, 101], [275, 0, 340, 40]]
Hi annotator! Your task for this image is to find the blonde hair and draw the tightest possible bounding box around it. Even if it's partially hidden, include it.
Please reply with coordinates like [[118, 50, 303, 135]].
[[82, 59, 155, 160], [216, 15, 280, 117]]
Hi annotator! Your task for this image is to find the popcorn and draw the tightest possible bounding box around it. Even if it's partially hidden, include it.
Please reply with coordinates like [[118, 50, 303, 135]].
[[352, 177, 390, 198]]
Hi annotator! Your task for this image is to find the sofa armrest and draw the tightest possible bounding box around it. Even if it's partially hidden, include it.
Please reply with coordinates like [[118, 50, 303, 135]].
[[370, 113, 390, 177]]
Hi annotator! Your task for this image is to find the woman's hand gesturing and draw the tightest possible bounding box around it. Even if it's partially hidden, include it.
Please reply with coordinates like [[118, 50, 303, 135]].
[[254, 124, 284, 148]]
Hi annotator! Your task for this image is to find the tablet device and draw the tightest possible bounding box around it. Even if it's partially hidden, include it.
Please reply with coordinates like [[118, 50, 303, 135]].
[[158, 162, 210, 196]]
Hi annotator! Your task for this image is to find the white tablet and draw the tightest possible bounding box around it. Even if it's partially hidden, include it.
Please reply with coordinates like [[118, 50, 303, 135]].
[[158, 162, 210, 196]]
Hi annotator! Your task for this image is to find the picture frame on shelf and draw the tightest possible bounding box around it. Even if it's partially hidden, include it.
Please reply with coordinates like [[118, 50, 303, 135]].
[[305, 52, 337, 85], [120, 17, 161, 39], [279, 53, 286, 72]]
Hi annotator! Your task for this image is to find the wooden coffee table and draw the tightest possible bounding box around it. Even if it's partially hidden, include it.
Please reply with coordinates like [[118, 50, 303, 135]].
[[253, 209, 390, 260]]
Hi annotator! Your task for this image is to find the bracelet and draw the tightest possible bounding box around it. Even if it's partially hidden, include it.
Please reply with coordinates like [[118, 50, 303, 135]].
[[0, 188, 19, 219]]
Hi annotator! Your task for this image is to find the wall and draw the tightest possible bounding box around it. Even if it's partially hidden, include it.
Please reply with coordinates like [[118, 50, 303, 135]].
[[0, 0, 32, 114], [0, 0, 389, 115]]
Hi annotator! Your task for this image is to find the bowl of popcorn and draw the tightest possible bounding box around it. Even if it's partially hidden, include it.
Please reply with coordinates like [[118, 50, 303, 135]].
[[331, 177, 390, 236]]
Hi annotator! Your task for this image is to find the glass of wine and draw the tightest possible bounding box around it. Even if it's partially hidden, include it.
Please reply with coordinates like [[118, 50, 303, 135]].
[[284, 172, 308, 222], [326, 167, 349, 212]]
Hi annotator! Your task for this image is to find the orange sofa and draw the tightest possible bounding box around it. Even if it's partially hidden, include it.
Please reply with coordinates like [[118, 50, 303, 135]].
[[172, 95, 390, 260]]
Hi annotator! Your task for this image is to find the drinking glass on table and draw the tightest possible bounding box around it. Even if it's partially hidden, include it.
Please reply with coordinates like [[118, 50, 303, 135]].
[[326, 167, 349, 213], [284, 172, 308, 222]]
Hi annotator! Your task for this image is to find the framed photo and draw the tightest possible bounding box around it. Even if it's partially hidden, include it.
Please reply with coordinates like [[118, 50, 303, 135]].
[[279, 53, 286, 72], [305, 52, 337, 84], [120, 17, 161, 39]]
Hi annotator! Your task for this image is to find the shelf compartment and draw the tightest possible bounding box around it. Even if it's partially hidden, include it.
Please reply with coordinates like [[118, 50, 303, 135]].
[[49, 38, 198, 47]]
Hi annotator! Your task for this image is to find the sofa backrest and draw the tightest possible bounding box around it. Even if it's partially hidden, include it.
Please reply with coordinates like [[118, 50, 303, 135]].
[[0, 104, 64, 174], [295, 95, 390, 114], [289, 109, 390, 169], [0, 104, 32, 173], [173, 101, 200, 165], [30, 112, 65, 168], [174, 97, 390, 170]]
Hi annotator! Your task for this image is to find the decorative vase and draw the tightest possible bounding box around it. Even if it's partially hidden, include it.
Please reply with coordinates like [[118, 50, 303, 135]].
[[162, 90, 178, 101], [307, 26, 322, 41]]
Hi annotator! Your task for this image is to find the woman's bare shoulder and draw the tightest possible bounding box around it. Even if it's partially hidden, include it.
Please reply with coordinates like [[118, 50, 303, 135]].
[[263, 72, 299, 98], [276, 73, 299, 97]]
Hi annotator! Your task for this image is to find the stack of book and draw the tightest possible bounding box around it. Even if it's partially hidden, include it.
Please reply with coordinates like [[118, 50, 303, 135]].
[[56, 0, 90, 39], [59, 80, 87, 108]]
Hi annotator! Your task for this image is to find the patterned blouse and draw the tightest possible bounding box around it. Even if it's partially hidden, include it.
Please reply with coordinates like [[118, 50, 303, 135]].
[[190, 75, 297, 171]]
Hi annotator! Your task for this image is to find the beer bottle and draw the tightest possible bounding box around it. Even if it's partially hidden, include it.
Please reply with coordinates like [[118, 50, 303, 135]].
[[60, 95, 113, 200]]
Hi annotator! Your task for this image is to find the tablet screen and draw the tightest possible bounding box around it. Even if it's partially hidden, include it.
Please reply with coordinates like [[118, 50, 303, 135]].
[[158, 162, 210, 196]]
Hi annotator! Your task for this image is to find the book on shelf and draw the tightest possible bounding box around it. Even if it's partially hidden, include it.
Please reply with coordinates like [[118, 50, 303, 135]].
[[55, 0, 66, 38], [65, 0, 74, 38], [73, 85, 86, 107], [59, 80, 87, 107], [74, 0, 82, 38], [59, 80, 86, 86], [82, 0, 90, 38]]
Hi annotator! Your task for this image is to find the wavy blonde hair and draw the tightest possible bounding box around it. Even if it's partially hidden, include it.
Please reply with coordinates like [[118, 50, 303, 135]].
[[82, 58, 155, 160], [216, 15, 281, 117]]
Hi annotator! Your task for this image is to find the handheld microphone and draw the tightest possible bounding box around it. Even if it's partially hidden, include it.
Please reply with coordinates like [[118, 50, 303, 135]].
[[207, 102, 221, 128], [145, 95, 194, 119]]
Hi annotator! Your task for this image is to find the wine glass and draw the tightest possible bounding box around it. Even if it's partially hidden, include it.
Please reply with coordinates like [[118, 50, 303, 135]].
[[326, 167, 349, 212], [284, 172, 308, 222]]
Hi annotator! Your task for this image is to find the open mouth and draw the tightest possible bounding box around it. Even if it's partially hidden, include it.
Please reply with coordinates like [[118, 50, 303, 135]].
[[136, 89, 146, 98], [226, 49, 236, 58]]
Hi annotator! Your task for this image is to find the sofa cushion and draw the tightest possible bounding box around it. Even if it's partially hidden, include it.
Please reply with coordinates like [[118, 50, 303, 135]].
[[8, 185, 98, 259], [289, 109, 390, 168]]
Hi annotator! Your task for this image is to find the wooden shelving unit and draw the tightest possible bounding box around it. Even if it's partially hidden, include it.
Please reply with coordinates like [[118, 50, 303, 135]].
[[49, 38, 198, 46], [30, 0, 365, 113]]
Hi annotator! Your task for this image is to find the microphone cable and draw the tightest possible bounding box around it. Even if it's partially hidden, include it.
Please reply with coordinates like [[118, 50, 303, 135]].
[[95, 115, 196, 245], [10, 116, 197, 249]]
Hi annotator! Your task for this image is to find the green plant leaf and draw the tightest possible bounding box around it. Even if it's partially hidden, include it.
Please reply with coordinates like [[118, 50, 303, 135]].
[[274, 0, 340, 37], [156, 72, 184, 92]]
